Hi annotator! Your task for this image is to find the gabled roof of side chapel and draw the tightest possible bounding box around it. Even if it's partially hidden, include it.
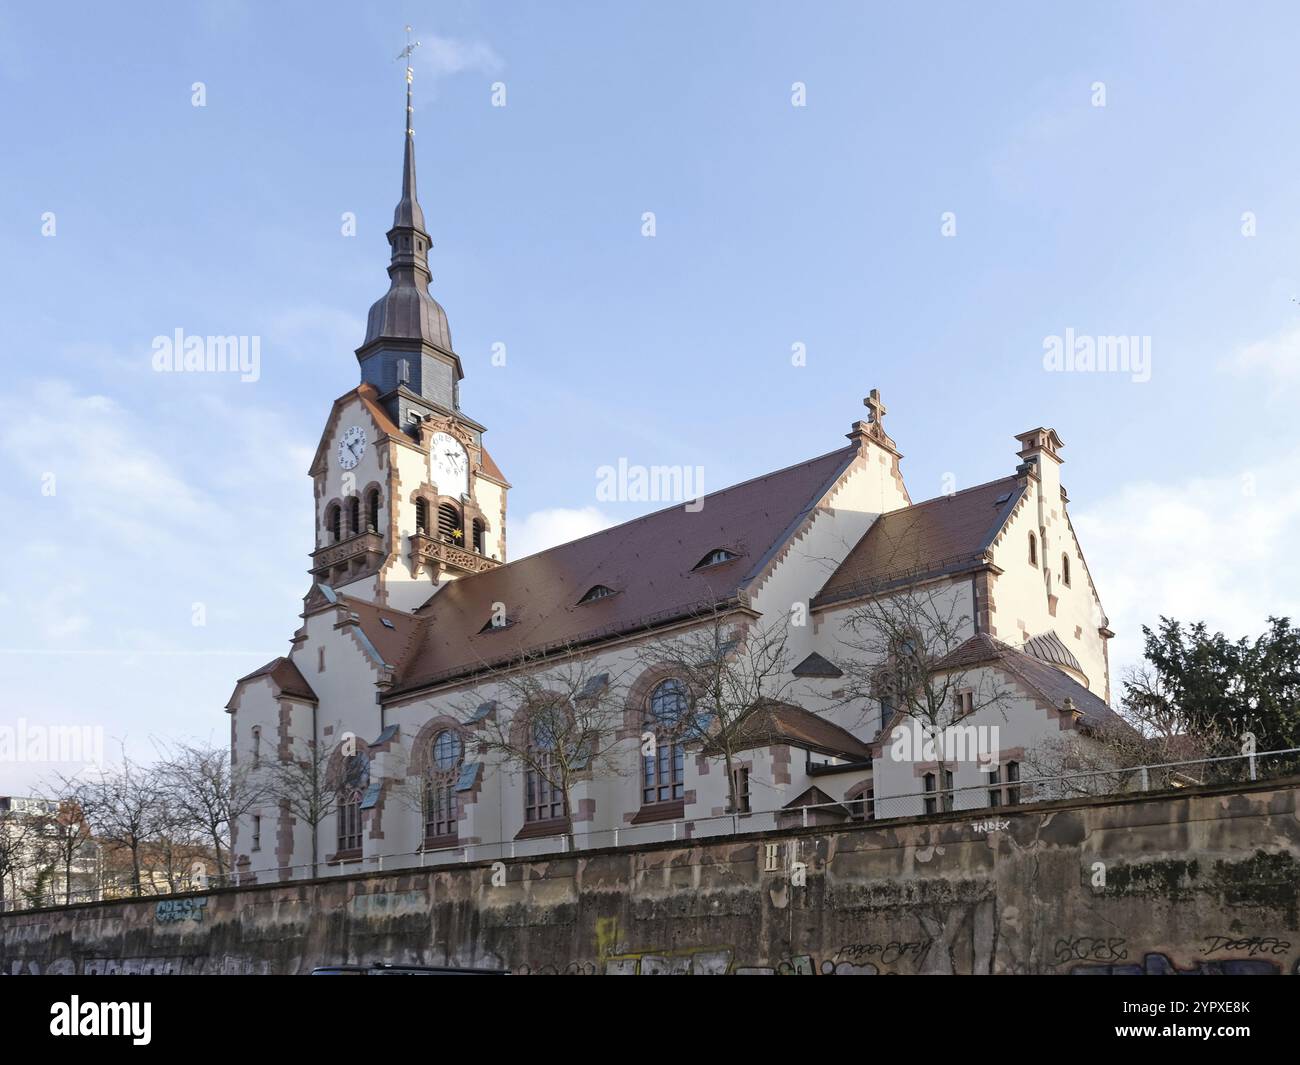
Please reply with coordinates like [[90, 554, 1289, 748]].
[[812, 475, 1025, 608]]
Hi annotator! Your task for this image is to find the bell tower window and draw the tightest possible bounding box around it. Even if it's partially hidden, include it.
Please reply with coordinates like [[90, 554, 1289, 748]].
[[367, 489, 381, 533], [415, 498, 429, 533], [438, 502, 462, 544], [327, 504, 342, 542], [348, 497, 360, 537], [472, 518, 485, 554]]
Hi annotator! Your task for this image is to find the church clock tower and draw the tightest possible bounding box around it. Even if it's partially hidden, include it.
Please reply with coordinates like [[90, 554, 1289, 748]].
[[306, 49, 507, 613]]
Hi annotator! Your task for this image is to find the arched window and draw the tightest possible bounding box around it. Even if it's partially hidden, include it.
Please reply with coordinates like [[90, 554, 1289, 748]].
[[643, 679, 687, 806], [472, 517, 485, 554], [327, 503, 342, 542], [1061, 553, 1071, 586], [337, 789, 362, 853], [1028, 532, 1038, 567], [366, 489, 380, 533], [423, 730, 463, 843], [438, 502, 462, 544], [348, 496, 360, 537], [415, 498, 429, 533], [335, 748, 370, 855], [524, 717, 567, 824]]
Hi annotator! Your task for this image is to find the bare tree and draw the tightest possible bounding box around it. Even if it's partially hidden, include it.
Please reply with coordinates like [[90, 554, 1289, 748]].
[[834, 580, 1014, 804], [155, 741, 261, 877], [257, 728, 350, 878], [37, 801, 93, 906], [1024, 663, 1236, 796], [459, 648, 630, 851], [59, 754, 162, 898], [640, 605, 797, 817], [0, 807, 36, 912]]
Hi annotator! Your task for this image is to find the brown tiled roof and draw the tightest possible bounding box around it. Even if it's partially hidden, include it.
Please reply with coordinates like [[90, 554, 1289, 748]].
[[388, 446, 858, 697], [781, 785, 852, 818], [334, 595, 424, 671], [309, 383, 421, 475], [714, 700, 873, 760], [478, 446, 508, 485], [813, 476, 1023, 607], [228, 656, 318, 709], [934, 633, 1120, 730]]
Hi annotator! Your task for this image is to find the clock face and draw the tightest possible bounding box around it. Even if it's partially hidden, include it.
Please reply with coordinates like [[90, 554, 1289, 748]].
[[337, 425, 366, 470], [429, 431, 469, 497]]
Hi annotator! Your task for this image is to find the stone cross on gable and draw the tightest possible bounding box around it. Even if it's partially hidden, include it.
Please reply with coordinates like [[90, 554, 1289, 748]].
[[864, 388, 887, 427]]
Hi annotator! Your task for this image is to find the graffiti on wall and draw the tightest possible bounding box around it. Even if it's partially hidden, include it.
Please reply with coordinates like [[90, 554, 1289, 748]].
[[1060, 931, 1295, 974], [154, 897, 208, 924], [1070, 952, 1281, 975]]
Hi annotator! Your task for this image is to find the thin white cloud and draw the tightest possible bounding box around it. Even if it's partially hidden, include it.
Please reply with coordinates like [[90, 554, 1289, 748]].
[[1224, 322, 1300, 383], [417, 33, 503, 79], [1074, 454, 1300, 685], [509, 506, 613, 560]]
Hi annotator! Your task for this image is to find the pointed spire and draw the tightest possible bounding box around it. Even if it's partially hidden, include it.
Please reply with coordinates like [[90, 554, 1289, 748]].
[[394, 28, 425, 233], [358, 28, 453, 357]]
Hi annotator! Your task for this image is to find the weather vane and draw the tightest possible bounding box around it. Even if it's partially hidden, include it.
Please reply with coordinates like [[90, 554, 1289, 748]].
[[397, 25, 420, 136]]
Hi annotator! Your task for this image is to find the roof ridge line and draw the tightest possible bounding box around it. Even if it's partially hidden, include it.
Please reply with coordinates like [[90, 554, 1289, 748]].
[[884, 473, 1020, 516], [429, 444, 857, 585]]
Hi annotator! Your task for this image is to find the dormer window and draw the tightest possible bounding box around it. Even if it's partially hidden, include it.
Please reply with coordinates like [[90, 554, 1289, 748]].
[[578, 585, 617, 604], [478, 615, 513, 634], [694, 548, 739, 570]]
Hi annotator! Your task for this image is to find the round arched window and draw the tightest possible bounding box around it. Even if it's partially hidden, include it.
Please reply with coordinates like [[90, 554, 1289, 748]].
[[424, 730, 464, 843], [644, 679, 688, 807], [649, 678, 689, 731], [431, 730, 463, 773]]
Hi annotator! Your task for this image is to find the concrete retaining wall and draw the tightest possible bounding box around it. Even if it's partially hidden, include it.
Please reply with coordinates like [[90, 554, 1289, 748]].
[[4, 777, 1299, 975]]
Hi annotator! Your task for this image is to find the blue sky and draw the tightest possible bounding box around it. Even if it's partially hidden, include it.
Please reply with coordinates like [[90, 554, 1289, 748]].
[[2, 1, 1298, 792]]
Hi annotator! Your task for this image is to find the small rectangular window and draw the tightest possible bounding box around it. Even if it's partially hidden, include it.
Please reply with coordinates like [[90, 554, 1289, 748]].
[[989, 761, 1021, 806], [731, 766, 751, 814], [251, 815, 262, 851]]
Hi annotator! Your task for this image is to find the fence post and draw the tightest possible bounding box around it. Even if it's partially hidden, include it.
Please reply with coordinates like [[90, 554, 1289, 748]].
[[1249, 751, 1257, 782], [1139, 766, 1149, 791]]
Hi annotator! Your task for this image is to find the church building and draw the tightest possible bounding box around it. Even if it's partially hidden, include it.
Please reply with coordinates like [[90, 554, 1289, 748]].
[[226, 73, 1119, 882]]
